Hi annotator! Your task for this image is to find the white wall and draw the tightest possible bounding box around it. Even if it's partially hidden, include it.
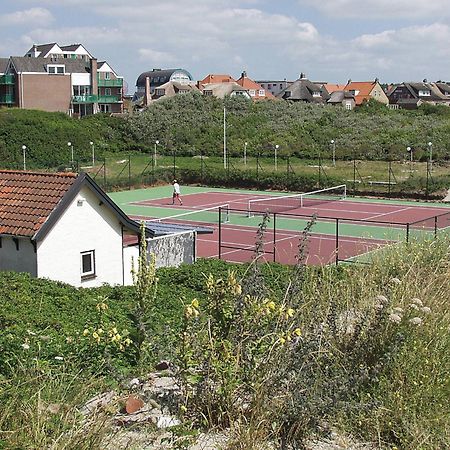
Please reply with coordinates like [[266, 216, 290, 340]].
[[123, 245, 139, 286], [36, 186, 126, 287], [71, 73, 90, 86], [0, 236, 37, 276]]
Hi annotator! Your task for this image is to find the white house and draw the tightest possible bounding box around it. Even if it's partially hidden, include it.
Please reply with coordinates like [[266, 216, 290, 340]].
[[0, 170, 153, 287]]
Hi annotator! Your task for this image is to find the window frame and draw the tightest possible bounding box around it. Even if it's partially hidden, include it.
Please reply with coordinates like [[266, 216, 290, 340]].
[[80, 250, 96, 279]]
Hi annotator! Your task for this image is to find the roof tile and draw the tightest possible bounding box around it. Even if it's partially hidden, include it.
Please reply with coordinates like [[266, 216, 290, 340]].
[[0, 170, 77, 238]]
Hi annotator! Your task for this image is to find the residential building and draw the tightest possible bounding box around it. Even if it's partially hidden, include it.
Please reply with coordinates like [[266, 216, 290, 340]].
[[152, 80, 200, 101], [200, 81, 251, 99], [277, 73, 326, 103], [0, 170, 211, 287], [235, 71, 275, 101], [432, 82, 450, 100], [200, 74, 235, 84], [388, 81, 449, 109], [327, 91, 356, 110], [256, 79, 291, 97], [135, 69, 193, 100], [0, 43, 124, 116], [321, 83, 346, 96], [344, 80, 389, 106]]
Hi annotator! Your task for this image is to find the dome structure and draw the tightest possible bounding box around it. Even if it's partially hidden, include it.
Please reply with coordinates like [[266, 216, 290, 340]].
[[135, 68, 193, 97]]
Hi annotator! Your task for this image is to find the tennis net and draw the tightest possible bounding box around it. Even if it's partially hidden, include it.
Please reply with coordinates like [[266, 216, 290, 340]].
[[149, 204, 230, 225], [247, 185, 347, 217]]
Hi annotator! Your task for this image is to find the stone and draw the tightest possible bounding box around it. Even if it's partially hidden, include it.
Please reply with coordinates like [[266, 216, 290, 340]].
[[80, 391, 116, 416], [155, 360, 170, 371], [125, 395, 144, 414]]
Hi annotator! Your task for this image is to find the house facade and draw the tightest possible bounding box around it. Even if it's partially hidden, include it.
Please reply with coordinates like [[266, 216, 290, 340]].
[[235, 71, 275, 101], [277, 74, 326, 103], [344, 80, 389, 106], [256, 79, 291, 97], [388, 82, 449, 109], [0, 43, 124, 116], [0, 171, 144, 287]]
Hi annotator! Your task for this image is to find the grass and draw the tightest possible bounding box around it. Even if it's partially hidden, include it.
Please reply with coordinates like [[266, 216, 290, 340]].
[[0, 237, 449, 449]]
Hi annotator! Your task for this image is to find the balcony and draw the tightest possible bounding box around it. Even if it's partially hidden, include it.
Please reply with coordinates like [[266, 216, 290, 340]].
[[0, 94, 15, 104], [72, 94, 98, 103], [98, 95, 122, 103], [0, 75, 15, 85], [97, 77, 123, 87]]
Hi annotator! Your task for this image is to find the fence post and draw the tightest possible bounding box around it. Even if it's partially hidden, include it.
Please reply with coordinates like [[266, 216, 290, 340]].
[[353, 153, 356, 194], [103, 158, 106, 188], [388, 160, 391, 198], [318, 154, 322, 188], [256, 153, 259, 180], [335, 218, 339, 265], [273, 212, 277, 263], [406, 223, 410, 243], [434, 216, 438, 238], [218, 207, 222, 260], [128, 154, 131, 190]]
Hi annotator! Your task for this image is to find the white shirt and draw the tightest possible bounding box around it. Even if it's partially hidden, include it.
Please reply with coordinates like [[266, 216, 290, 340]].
[[173, 183, 180, 194]]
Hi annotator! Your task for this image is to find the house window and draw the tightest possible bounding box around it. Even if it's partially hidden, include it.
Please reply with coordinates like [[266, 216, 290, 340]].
[[105, 88, 111, 96], [105, 72, 110, 80], [81, 250, 95, 278], [345, 102, 352, 110], [204, 90, 213, 96], [259, 89, 265, 96], [156, 89, 165, 96], [249, 89, 256, 96], [47, 64, 65, 74], [419, 90, 431, 96]]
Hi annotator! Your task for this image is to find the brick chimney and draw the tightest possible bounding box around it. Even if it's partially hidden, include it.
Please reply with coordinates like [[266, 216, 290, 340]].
[[90, 58, 99, 113], [145, 76, 152, 106]]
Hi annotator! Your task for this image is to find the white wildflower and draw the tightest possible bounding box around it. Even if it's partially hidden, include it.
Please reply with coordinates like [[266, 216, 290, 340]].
[[388, 314, 402, 324], [375, 295, 389, 304], [391, 278, 402, 285], [410, 303, 420, 311], [409, 317, 423, 326], [54, 356, 64, 361], [393, 307, 403, 314], [411, 298, 423, 307], [421, 306, 431, 314], [21, 343, 30, 350]]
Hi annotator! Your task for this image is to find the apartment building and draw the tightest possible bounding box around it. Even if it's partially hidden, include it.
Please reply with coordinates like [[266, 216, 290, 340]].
[[0, 43, 123, 116]]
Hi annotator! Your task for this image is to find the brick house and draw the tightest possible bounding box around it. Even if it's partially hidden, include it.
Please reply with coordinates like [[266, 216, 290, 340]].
[[344, 80, 389, 106], [0, 43, 124, 116], [235, 71, 275, 101]]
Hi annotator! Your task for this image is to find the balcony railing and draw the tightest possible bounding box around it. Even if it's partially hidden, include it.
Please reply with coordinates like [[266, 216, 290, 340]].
[[0, 94, 15, 104], [0, 75, 15, 85], [98, 95, 121, 103], [72, 94, 98, 103], [97, 77, 123, 87]]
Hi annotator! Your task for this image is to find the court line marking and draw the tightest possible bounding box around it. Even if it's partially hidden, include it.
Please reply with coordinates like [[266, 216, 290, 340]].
[[364, 206, 413, 220]]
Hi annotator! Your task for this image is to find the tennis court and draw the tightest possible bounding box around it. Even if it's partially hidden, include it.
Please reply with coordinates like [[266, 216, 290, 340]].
[[109, 185, 450, 266]]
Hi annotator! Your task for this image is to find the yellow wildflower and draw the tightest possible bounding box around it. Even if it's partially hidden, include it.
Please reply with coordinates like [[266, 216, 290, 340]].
[[191, 298, 199, 309], [293, 328, 301, 336]]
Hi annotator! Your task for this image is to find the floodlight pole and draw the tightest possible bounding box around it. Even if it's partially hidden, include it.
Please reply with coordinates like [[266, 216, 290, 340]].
[[223, 107, 227, 169], [90, 141, 95, 167], [275, 144, 279, 171], [22, 145, 27, 170], [154, 140, 159, 167], [428, 141, 433, 172], [68, 142, 73, 167], [407, 146, 412, 175], [331, 139, 336, 167]]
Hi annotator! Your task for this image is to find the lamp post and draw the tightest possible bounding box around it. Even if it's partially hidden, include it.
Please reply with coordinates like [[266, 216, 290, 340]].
[[244, 141, 247, 166], [275, 144, 279, 171], [407, 146, 412, 175], [331, 139, 336, 167], [223, 107, 227, 169], [154, 140, 159, 167], [68, 142, 73, 167], [90, 141, 95, 167], [22, 145, 27, 170], [428, 141, 433, 172]]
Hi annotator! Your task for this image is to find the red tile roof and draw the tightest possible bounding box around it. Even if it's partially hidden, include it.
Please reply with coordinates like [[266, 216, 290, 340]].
[[344, 81, 377, 105], [235, 74, 275, 100], [200, 74, 235, 84], [322, 83, 346, 94], [0, 170, 78, 238]]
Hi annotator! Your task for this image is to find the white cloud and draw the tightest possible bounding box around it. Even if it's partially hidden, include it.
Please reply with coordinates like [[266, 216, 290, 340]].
[[300, 0, 450, 19], [0, 8, 54, 26], [138, 49, 176, 65]]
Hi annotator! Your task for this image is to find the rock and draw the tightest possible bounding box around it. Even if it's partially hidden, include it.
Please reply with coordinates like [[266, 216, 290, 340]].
[[156, 415, 180, 429], [128, 377, 141, 389], [80, 391, 116, 416], [115, 408, 160, 426], [125, 395, 144, 414], [155, 360, 170, 371]]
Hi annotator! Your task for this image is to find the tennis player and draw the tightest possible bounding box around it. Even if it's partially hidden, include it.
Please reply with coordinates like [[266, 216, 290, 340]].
[[172, 179, 183, 205]]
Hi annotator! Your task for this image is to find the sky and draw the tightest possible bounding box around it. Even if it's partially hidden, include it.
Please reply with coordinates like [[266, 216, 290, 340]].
[[1, 0, 449, 93]]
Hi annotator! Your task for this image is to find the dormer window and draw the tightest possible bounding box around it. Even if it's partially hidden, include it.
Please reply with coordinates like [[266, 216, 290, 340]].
[[249, 89, 256, 96], [47, 64, 65, 75], [259, 89, 265, 96], [156, 89, 165, 96], [312, 91, 321, 97], [105, 72, 111, 80], [204, 90, 213, 96], [419, 90, 431, 96]]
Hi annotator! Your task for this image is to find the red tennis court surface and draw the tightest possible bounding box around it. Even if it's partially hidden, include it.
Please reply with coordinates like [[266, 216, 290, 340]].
[[131, 191, 450, 266]]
